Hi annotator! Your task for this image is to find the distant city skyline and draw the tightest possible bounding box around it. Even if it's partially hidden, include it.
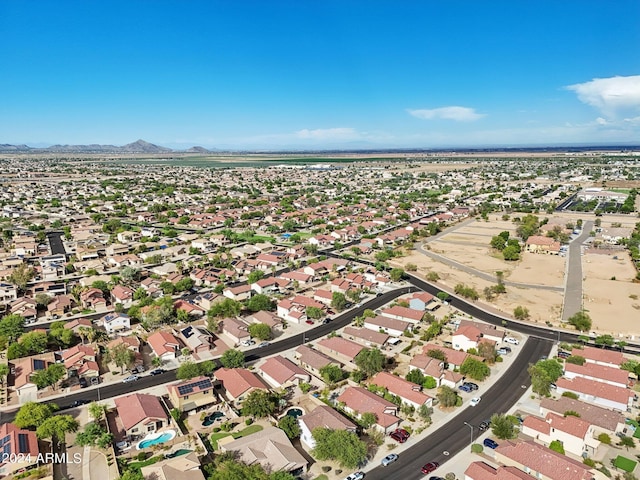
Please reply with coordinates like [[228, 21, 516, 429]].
[[1, 1, 639, 150]]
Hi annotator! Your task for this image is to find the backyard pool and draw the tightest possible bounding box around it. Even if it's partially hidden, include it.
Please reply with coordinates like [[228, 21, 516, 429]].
[[136, 429, 177, 450], [286, 408, 303, 419], [202, 411, 225, 426]]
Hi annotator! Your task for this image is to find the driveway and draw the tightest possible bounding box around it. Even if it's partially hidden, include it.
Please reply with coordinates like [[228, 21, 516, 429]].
[[562, 221, 593, 322]]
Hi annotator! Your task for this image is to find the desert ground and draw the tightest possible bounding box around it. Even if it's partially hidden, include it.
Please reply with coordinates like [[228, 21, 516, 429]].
[[582, 251, 640, 338]]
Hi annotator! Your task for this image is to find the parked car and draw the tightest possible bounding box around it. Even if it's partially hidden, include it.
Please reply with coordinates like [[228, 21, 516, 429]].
[[504, 337, 519, 345], [122, 375, 140, 383], [131, 365, 145, 374], [149, 368, 166, 376], [458, 384, 472, 392], [344, 472, 365, 480], [389, 428, 410, 443], [381, 453, 399, 466], [558, 351, 570, 359], [497, 348, 509, 355], [483, 438, 499, 449], [478, 420, 490, 431], [240, 339, 255, 346], [463, 382, 479, 391], [321, 318, 331, 325], [550, 382, 557, 390], [469, 397, 481, 406], [79, 377, 88, 388], [305, 319, 314, 325], [421, 462, 440, 474]]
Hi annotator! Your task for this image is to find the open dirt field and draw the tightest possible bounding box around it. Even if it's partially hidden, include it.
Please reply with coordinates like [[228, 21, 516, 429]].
[[428, 241, 515, 276], [393, 251, 564, 323], [507, 252, 566, 286], [582, 252, 640, 337]]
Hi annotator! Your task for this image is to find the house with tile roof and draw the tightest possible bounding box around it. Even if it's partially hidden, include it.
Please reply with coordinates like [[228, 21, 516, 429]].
[[221, 317, 251, 345], [298, 405, 358, 449], [343, 327, 389, 347], [11, 352, 56, 404], [215, 368, 269, 404], [409, 292, 438, 311], [570, 346, 624, 369], [380, 305, 423, 324], [140, 451, 206, 480], [564, 361, 629, 388], [294, 345, 342, 377], [62, 344, 99, 379], [555, 376, 633, 412], [494, 440, 596, 480], [525, 235, 561, 254], [148, 330, 182, 361], [464, 462, 541, 480], [111, 285, 135, 308], [369, 371, 433, 409], [0, 423, 39, 477], [363, 315, 412, 337], [101, 312, 131, 334], [259, 355, 311, 389], [521, 412, 600, 456], [220, 426, 307, 474], [167, 376, 219, 412], [316, 337, 365, 364], [114, 393, 169, 440], [539, 397, 626, 436], [422, 343, 473, 370], [337, 386, 401, 433]]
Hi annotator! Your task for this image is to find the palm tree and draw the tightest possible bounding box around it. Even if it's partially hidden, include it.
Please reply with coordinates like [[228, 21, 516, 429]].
[[77, 326, 91, 345], [36, 415, 79, 451]]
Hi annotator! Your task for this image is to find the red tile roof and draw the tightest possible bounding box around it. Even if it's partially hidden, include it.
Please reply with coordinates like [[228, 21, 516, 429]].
[[556, 376, 633, 406], [260, 356, 310, 386], [564, 361, 628, 385], [337, 386, 399, 428], [215, 368, 268, 399], [370, 371, 432, 406], [114, 393, 167, 431], [317, 337, 364, 360], [570, 346, 624, 367], [147, 331, 181, 356]]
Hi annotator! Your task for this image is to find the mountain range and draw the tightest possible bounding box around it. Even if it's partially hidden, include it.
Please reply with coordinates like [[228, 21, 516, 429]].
[[0, 139, 210, 154]]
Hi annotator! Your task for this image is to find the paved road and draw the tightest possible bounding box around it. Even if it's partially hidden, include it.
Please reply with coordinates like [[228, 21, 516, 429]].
[[366, 337, 553, 480], [562, 221, 593, 322]]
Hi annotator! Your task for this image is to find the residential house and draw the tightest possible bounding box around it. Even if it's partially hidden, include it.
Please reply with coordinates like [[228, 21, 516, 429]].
[[140, 452, 206, 480], [564, 361, 629, 388], [521, 412, 600, 457], [343, 326, 389, 348], [221, 317, 251, 345], [464, 462, 545, 480], [316, 337, 364, 365], [539, 397, 626, 437], [114, 393, 169, 440], [215, 368, 269, 404], [178, 325, 214, 354], [64, 317, 93, 333], [555, 377, 634, 412], [294, 345, 342, 378], [111, 285, 135, 309], [570, 346, 624, 369], [259, 355, 311, 389], [369, 371, 433, 409], [63, 344, 99, 379], [0, 423, 39, 477], [11, 353, 56, 404], [220, 426, 307, 475], [363, 315, 412, 337], [46, 294, 73, 319], [525, 235, 561, 254], [409, 354, 464, 389], [101, 312, 131, 334], [422, 343, 473, 371], [10, 297, 37, 323], [167, 376, 218, 412], [336, 386, 400, 433], [298, 405, 358, 449], [380, 305, 423, 324], [148, 331, 182, 362], [246, 310, 282, 329], [223, 284, 252, 301], [0, 283, 18, 306], [251, 277, 279, 295], [80, 287, 107, 312], [458, 320, 505, 344], [494, 440, 596, 480], [409, 292, 438, 311]]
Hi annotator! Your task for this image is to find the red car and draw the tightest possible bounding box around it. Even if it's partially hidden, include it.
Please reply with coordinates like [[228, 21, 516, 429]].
[[421, 462, 440, 474], [389, 428, 410, 443], [305, 319, 314, 325]]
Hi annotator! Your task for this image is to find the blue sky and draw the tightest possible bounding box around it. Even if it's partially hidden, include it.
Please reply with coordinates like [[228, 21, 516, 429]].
[[1, 1, 639, 150]]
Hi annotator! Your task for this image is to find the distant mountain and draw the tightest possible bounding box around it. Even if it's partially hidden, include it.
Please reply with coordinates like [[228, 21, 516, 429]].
[[185, 146, 211, 153], [0, 139, 174, 154]]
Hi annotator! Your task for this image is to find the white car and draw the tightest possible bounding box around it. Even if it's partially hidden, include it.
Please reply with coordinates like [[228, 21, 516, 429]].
[[240, 339, 255, 347], [122, 375, 139, 383], [381, 453, 399, 466], [470, 397, 481, 407], [344, 473, 365, 480], [504, 337, 519, 345]]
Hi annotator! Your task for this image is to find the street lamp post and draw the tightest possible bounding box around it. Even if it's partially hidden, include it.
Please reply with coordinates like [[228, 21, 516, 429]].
[[464, 421, 474, 447]]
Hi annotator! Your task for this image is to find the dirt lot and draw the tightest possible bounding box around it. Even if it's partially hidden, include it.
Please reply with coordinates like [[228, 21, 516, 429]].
[[582, 251, 640, 337]]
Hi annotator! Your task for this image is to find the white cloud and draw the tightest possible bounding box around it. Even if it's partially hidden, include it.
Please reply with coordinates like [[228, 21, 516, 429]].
[[566, 75, 640, 117], [294, 128, 358, 140], [407, 106, 486, 122]]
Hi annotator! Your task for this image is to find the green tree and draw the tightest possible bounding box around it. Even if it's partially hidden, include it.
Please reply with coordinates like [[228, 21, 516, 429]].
[[0, 364, 9, 386], [460, 357, 491, 381], [8, 263, 35, 294], [477, 341, 497, 363], [311, 428, 368, 469], [536, 359, 564, 381], [31, 363, 66, 390], [242, 390, 278, 418], [305, 306, 324, 320], [246, 294, 275, 312], [390, 268, 405, 282], [88, 402, 108, 423], [248, 323, 272, 340], [14, 402, 58, 429], [406, 369, 425, 385], [176, 360, 201, 380], [208, 298, 242, 319], [106, 343, 136, 374], [436, 291, 449, 302], [490, 235, 506, 250], [360, 412, 378, 429], [247, 270, 265, 284], [528, 364, 552, 397], [513, 305, 530, 320], [278, 415, 301, 439], [36, 414, 79, 448], [619, 435, 635, 450], [566, 355, 585, 365], [502, 245, 520, 261], [220, 349, 245, 368], [320, 364, 346, 385], [548, 440, 565, 454], [567, 311, 592, 332], [331, 292, 347, 312], [0, 314, 25, 342], [436, 385, 459, 407], [354, 348, 385, 378], [490, 413, 516, 440]]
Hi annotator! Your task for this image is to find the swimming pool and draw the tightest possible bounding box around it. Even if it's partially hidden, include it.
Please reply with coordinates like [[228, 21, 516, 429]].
[[286, 408, 303, 419], [136, 429, 176, 450]]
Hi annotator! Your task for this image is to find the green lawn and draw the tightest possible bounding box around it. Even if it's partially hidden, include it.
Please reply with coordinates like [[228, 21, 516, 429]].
[[210, 424, 264, 450], [614, 455, 637, 472], [314, 476, 329, 480], [127, 455, 163, 471]]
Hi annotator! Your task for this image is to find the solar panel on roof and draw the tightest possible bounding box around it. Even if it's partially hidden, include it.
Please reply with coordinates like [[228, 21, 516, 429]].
[[182, 326, 194, 338], [17, 434, 29, 453], [177, 386, 194, 395]]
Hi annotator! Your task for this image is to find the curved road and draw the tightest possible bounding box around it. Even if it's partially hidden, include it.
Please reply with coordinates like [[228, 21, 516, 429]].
[[366, 337, 552, 480]]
